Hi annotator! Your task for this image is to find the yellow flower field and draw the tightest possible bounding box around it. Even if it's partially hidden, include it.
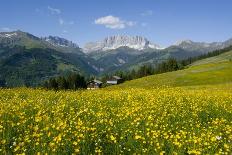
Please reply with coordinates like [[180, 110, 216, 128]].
[[0, 87, 232, 154]]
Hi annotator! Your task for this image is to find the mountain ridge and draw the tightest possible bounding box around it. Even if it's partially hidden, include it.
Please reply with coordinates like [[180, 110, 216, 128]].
[[1, 30, 232, 86], [83, 35, 162, 53], [42, 36, 79, 48], [1, 30, 232, 54], [0, 30, 83, 54]]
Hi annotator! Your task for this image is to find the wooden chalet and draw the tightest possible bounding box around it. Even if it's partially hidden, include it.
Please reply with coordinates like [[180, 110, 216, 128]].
[[87, 79, 103, 89], [106, 76, 123, 85]]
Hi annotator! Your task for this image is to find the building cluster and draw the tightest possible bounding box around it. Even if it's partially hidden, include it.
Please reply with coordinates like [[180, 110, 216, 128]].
[[87, 76, 123, 89]]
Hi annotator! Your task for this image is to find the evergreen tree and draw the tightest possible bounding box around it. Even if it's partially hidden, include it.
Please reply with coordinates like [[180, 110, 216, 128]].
[[49, 78, 58, 90], [44, 73, 87, 90], [57, 77, 68, 89], [0, 79, 6, 87]]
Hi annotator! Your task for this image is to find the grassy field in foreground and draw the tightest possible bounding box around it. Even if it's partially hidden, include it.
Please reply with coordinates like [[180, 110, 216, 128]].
[[0, 51, 232, 154], [112, 50, 232, 89], [0, 87, 232, 154]]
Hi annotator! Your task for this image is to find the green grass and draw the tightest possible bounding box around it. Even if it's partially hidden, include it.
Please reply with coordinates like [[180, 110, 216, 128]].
[[113, 50, 232, 89]]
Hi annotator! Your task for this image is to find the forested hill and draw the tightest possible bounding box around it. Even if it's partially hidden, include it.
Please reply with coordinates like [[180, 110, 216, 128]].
[[0, 45, 97, 87], [112, 48, 232, 89]]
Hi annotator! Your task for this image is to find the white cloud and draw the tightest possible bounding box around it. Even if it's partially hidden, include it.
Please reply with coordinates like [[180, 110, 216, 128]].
[[63, 30, 68, 33], [36, 6, 75, 27], [94, 15, 136, 29], [141, 10, 153, 16], [1, 27, 11, 31], [48, 6, 61, 15], [59, 18, 74, 26]]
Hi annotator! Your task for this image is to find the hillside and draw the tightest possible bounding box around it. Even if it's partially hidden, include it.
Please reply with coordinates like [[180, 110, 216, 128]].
[[0, 30, 81, 53], [88, 46, 218, 75], [113, 49, 232, 89], [85, 35, 232, 74], [0, 46, 98, 87]]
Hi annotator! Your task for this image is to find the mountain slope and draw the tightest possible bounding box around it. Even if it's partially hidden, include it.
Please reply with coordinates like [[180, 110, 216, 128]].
[[42, 36, 79, 48], [113, 48, 232, 89], [0, 30, 85, 54], [84, 36, 232, 74], [172, 39, 232, 54], [87, 45, 224, 75], [0, 45, 98, 87], [0, 30, 48, 49], [0, 31, 101, 87]]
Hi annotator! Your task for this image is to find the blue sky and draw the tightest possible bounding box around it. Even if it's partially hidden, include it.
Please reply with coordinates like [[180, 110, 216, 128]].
[[0, 0, 232, 47]]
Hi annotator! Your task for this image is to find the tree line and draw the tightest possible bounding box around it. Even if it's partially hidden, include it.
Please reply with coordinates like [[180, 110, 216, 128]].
[[43, 58, 180, 90], [102, 45, 232, 83], [43, 73, 87, 90], [180, 46, 232, 66], [100, 58, 180, 83]]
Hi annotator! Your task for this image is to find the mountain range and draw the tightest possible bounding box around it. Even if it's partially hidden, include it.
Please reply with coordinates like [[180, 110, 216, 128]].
[[0, 30, 232, 87], [83, 35, 162, 53]]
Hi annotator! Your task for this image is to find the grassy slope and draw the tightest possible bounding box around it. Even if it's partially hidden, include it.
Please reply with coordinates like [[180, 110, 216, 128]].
[[112, 50, 232, 89]]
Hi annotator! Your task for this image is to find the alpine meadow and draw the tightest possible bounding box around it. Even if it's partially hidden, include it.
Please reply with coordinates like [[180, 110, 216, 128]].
[[0, 0, 232, 154]]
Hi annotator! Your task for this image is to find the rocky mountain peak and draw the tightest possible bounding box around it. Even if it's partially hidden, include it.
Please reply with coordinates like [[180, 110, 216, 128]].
[[43, 36, 79, 48], [0, 32, 18, 38], [175, 40, 194, 46], [83, 35, 161, 53]]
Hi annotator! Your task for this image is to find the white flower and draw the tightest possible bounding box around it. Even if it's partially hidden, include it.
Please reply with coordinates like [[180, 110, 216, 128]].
[[216, 136, 222, 140]]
